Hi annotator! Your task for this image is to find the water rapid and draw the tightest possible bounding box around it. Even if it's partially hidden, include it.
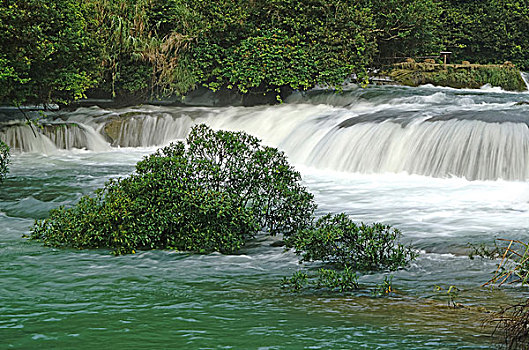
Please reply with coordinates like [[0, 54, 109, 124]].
[[2, 85, 529, 348], [3, 85, 529, 181]]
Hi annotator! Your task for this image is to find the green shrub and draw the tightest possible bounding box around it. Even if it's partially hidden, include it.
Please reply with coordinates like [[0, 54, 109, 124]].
[[30, 124, 315, 254], [0, 140, 8, 183], [287, 213, 417, 271], [282, 213, 415, 293], [281, 271, 308, 292]]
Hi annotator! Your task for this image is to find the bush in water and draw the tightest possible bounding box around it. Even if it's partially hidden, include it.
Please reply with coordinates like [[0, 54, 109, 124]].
[[281, 266, 359, 293], [287, 213, 417, 271], [0, 140, 9, 183], [30, 124, 316, 254], [282, 213, 416, 292]]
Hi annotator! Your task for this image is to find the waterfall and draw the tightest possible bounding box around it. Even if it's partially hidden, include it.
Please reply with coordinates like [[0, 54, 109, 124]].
[[0, 123, 57, 153], [290, 119, 529, 181], [99, 113, 193, 147], [0, 122, 109, 153], [42, 123, 110, 151], [2, 86, 529, 181], [521, 72, 529, 90]]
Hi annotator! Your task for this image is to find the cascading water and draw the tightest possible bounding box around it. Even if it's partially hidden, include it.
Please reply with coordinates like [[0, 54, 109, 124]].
[[0, 121, 109, 152], [3, 85, 529, 349], [521, 71, 529, 90], [3, 85, 528, 181]]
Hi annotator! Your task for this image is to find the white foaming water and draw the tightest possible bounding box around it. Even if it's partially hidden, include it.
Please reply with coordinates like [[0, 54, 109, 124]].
[[2, 85, 529, 180], [0, 123, 57, 153], [296, 119, 529, 180], [302, 168, 529, 242], [521, 72, 529, 90]]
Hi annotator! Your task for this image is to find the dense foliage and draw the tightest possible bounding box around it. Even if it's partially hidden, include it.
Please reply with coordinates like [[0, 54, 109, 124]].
[[30, 124, 315, 254], [0, 0, 102, 106], [287, 213, 416, 271], [0, 140, 8, 183], [2, 0, 528, 106], [189, 0, 375, 96], [439, 0, 529, 70], [366, 0, 442, 59]]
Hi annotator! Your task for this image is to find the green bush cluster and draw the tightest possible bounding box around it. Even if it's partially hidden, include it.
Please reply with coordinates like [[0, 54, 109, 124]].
[[30, 124, 315, 254], [281, 213, 416, 292], [287, 213, 417, 271], [281, 266, 359, 293]]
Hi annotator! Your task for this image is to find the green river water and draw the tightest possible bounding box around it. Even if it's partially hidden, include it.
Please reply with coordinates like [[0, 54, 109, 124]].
[[3, 85, 529, 348]]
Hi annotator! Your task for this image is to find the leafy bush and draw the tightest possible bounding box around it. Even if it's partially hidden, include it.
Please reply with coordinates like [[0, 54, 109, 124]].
[[281, 271, 308, 292], [316, 266, 359, 292], [287, 213, 417, 271], [0, 140, 8, 183], [30, 124, 315, 254], [282, 213, 415, 293]]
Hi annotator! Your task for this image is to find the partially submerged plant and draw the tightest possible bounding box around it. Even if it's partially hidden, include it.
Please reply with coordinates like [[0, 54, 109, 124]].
[[372, 275, 394, 297], [286, 213, 417, 272], [282, 213, 416, 293], [486, 299, 529, 350], [478, 239, 529, 287], [281, 267, 359, 293], [316, 266, 359, 292], [434, 285, 462, 308], [281, 271, 309, 292]]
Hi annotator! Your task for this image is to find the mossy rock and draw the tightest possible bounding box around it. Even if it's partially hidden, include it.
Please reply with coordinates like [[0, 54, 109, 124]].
[[384, 62, 526, 91], [101, 113, 141, 145]]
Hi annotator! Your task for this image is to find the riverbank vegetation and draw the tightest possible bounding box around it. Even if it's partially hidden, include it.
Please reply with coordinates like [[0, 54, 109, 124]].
[[1, 0, 529, 108]]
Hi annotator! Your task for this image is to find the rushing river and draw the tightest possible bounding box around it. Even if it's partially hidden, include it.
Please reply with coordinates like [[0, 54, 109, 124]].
[[2, 84, 529, 348]]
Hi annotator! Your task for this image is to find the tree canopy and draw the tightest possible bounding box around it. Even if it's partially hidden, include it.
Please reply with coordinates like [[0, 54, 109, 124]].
[[1, 0, 528, 106]]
